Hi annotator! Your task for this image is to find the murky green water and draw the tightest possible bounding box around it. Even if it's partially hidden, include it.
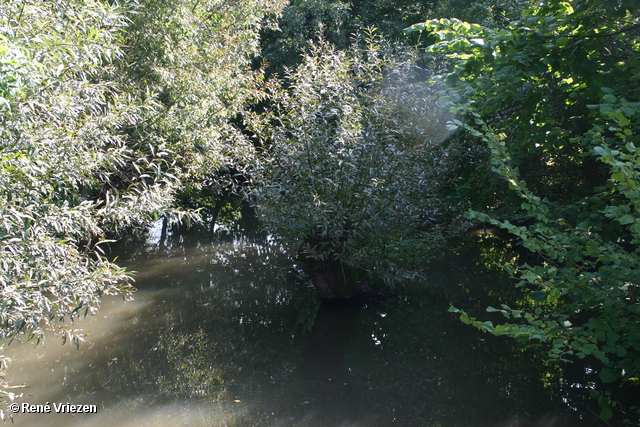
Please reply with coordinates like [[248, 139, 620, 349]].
[[3, 221, 600, 426]]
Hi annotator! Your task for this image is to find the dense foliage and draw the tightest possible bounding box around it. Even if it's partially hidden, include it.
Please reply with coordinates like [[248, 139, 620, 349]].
[[407, 0, 640, 420], [0, 0, 138, 346], [0, 0, 285, 351], [258, 0, 534, 77], [247, 35, 457, 298], [2, 0, 639, 423], [120, 0, 286, 210]]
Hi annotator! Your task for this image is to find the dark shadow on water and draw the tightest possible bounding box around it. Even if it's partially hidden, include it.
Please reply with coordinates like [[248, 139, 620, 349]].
[[298, 300, 361, 382]]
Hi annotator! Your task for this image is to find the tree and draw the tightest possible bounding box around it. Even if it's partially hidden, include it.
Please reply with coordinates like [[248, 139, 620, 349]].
[[259, 0, 443, 77], [247, 34, 457, 300], [118, 0, 287, 215], [0, 0, 289, 340], [0, 0, 290, 416], [259, 0, 352, 76], [0, 0, 140, 348], [0, 0, 290, 403], [407, 0, 640, 420]]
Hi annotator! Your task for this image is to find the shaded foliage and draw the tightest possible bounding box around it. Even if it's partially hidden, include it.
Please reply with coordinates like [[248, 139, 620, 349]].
[[259, 0, 441, 77], [408, 0, 640, 421], [259, 0, 532, 78]]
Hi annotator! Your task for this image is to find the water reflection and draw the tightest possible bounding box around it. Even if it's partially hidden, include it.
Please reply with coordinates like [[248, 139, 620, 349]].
[[2, 223, 599, 426], [298, 301, 360, 382]]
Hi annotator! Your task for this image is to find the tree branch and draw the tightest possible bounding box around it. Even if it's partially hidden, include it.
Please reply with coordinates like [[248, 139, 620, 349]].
[[565, 23, 640, 39]]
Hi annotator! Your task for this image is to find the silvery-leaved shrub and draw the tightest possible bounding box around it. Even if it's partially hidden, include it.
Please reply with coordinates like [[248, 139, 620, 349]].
[[248, 33, 457, 299]]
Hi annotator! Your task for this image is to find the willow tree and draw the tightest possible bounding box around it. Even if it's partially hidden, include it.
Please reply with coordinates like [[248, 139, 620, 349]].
[[118, 0, 287, 212], [248, 34, 456, 300], [0, 0, 140, 349], [0, 0, 286, 366]]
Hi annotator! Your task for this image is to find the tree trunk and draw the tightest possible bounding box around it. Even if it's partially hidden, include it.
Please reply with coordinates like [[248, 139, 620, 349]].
[[299, 253, 397, 301], [300, 256, 361, 300]]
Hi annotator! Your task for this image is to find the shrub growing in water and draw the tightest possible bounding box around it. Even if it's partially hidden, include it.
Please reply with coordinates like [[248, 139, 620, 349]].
[[248, 33, 458, 300]]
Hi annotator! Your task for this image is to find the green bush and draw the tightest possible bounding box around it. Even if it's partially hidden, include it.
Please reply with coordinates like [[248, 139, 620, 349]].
[[248, 33, 458, 298], [408, 0, 640, 420]]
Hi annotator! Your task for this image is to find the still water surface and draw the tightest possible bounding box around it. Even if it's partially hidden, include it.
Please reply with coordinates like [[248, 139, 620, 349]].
[[3, 221, 598, 426]]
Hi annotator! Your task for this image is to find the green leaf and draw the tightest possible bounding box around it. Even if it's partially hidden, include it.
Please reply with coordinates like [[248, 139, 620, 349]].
[[619, 214, 635, 225], [494, 324, 507, 334], [599, 368, 618, 383], [530, 291, 547, 302], [611, 172, 626, 182], [459, 312, 472, 324], [404, 22, 426, 34], [600, 405, 613, 421]]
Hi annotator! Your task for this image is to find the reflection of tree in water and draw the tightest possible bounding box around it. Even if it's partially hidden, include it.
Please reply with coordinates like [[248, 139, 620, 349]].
[[298, 301, 360, 381], [66, 225, 601, 425]]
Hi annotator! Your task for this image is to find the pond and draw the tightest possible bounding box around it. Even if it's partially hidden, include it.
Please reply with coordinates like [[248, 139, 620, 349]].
[[2, 219, 601, 426]]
